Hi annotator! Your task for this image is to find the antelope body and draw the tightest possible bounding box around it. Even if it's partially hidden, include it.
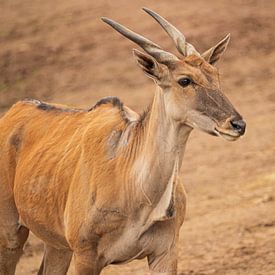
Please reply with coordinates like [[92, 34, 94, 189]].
[[0, 8, 245, 275]]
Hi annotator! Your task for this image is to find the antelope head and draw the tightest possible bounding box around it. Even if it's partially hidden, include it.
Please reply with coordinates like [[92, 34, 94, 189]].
[[102, 8, 246, 141]]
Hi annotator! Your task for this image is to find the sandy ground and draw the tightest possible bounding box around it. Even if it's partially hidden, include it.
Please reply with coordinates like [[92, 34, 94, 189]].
[[0, 0, 275, 274]]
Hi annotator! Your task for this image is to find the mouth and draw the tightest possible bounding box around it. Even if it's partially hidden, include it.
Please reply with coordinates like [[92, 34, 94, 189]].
[[214, 128, 241, 141]]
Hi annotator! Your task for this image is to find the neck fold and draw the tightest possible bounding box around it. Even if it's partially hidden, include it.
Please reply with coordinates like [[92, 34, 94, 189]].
[[132, 87, 192, 205]]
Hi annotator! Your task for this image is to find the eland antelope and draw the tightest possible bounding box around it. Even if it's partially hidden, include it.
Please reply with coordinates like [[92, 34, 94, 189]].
[[0, 8, 245, 275]]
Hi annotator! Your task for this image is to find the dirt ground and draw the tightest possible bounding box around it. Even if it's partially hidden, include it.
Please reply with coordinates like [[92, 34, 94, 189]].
[[0, 0, 275, 274]]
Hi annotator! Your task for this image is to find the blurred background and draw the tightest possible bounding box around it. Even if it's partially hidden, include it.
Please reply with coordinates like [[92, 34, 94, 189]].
[[1, 0, 274, 274]]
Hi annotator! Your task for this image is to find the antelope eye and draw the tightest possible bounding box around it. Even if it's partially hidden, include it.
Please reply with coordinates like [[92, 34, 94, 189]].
[[178, 77, 191, 87]]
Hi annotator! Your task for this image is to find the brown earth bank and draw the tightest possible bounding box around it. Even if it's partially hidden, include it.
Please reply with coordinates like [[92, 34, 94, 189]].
[[0, 0, 275, 274]]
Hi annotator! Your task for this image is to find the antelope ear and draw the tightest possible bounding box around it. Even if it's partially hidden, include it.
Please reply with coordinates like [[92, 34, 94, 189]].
[[132, 49, 163, 80], [202, 34, 230, 65]]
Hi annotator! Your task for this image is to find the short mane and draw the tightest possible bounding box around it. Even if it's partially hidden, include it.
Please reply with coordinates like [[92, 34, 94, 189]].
[[22, 98, 84, 113], [22, 97, 130, 123]]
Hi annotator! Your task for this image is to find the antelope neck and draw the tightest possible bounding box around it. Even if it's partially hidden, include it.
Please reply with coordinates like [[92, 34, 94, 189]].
[[133, 87, 192, 205]]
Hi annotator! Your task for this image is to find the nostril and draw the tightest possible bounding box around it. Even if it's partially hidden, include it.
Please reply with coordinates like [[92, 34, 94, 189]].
[[230, 119, 246, 135]]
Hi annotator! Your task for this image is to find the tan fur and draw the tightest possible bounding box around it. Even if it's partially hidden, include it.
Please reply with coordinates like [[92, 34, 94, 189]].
[[0, 14, 245, 275], [0, 98, 186, 274]]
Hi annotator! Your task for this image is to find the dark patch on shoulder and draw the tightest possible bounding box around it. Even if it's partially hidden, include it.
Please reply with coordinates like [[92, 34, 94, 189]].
[[107, 130, 123, 159], [166, 196, 175, 218], [10, 133, 21, 152], [89, 97, 129, 123], [9, 127, 24, 153], [22, 98, 84, 113]]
